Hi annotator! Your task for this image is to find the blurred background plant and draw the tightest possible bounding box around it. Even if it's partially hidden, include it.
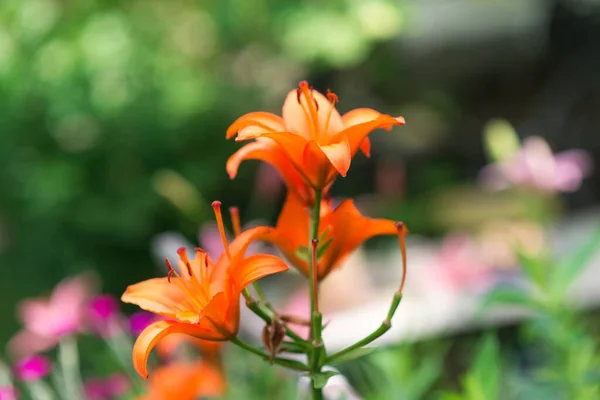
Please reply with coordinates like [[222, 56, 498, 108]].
[[1, 0, 600, 398]]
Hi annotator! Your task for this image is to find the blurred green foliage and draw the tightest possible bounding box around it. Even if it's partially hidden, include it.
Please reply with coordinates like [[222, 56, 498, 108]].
[[0, 0, 406, 345]]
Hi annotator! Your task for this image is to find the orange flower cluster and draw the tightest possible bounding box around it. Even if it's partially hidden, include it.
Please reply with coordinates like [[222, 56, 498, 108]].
[[121, 81, 408, 396]]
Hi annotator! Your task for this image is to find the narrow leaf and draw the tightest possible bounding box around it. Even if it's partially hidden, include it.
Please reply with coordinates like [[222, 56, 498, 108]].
[[328, 347, 376, 366], [550, 223, 600, 297]]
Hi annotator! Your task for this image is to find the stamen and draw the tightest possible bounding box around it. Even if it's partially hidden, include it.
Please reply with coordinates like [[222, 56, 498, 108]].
[[212, 201, 232, 260], [395, 222, 409, 295], [323, 89, 339, 136], [326, 89, 338, 104], [229, 206, 241, 238], [177, 247, 193, 277], [165, 256, 204, 310], [297, 81, 320, 140], [194, 247, 207, 282], [165, 258, 175, 283], [311, 238, 319, 313]]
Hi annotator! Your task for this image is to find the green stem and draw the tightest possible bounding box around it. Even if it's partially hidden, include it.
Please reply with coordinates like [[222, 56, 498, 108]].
[[105, 324, 146, 395], [229, 336, 309, 371], [57, 337, 84, 400], [242, 288, 306, 343], [308, 190, 324, 399], [326, 293, 403, 365], [312, 385, 324, 400], [25, 381, 55, 400], [252, 281, 268, 303]]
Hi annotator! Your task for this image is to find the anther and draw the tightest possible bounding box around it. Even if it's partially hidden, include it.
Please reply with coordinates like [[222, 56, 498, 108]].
[[165, 258, 175, 283], [212, 200, 232, 260], [177, 247, 193, 276], [229, 206, 241, 238], [326, 89, 338, 104]]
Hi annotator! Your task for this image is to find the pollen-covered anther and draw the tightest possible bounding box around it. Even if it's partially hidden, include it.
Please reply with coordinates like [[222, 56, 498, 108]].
[[326, 89, 338, 105]]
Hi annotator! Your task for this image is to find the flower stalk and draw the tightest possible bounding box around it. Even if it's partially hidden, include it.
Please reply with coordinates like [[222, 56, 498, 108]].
[[308, 189, 324, 399]]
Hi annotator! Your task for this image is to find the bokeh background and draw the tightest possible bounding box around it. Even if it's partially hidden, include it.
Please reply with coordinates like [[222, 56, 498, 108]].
[[1, 0, 600, 397]]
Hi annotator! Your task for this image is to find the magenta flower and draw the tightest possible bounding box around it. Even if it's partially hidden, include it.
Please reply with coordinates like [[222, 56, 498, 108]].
[[87, 294, 121, 337], [8, 274, 95, 358], [0, 385, 19, 400], [479, 136, 593, 193], [128, 311, 156, 336], [84, 374, 130, 400], [13, 355, 51, 382]]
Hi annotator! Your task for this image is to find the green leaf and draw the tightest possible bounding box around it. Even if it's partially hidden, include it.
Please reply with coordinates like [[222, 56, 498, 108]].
[[549, 223, 600, 298], [280, 341, 309, 354], [295, 236, 333, 262], [328, 347, 376, 366], [307, 371, 339, 389], [463, 334, 501, 400], [479, 287, 541, 312], [515, 248, 546, 289], [317, 237, 333, 259], [318, 227, 331, 242], [296, 246, 310, 262]]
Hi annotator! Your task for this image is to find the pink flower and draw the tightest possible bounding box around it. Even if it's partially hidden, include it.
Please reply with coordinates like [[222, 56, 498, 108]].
[[84, 374, 130, 400], [479, 136, 593, 193], [425, 234, 495, 298], [280, 289, 311, 340], [0, 385, 19, 400], [197, 220, 267, 260], [8, 274, 95, 358], [87, 294, 121, 337], [13, 355, 51, 382]]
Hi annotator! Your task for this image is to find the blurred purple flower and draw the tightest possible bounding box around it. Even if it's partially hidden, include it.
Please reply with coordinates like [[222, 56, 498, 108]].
[[128, 311, 156, 336], [87, 294, 121, 337], [13, 356, 51, 382], [8, 274, 95, 358], [479, 136, 593, 193], [84, 374, 130, 400], [0, 385, 18, 400]]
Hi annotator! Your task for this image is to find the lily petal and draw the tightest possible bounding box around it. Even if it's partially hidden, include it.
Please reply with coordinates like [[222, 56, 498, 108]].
[[121, 278, 195, 319], [318, 136, 352, 177], [334, 115, 405, 158], [342, 108, 385, 157], [212, 226, 274, 282], [320, 200, 397, 278], [226, 112, 285, 140], [133, 320, 225, 379], [230, 254, 289, 290]]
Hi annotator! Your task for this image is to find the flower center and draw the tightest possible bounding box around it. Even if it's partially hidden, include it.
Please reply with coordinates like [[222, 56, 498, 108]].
[[295, 81, 340, 143], [165, 248, 212, 315]]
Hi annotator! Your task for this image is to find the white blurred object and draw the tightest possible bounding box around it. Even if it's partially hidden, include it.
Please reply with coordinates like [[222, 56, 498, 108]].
[[297, 367, 363, 400]]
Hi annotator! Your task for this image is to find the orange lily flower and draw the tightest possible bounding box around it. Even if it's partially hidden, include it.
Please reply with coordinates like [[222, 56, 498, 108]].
[[262, 193, 400, 280], [226, 81, 405, 204], [139, 361, 225, 400], [121, 201, 289, 379]]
